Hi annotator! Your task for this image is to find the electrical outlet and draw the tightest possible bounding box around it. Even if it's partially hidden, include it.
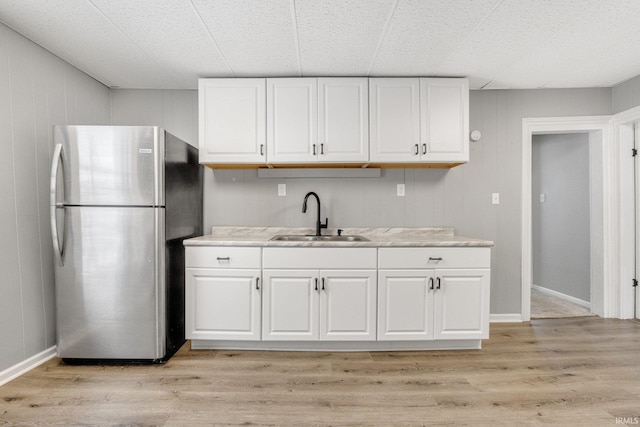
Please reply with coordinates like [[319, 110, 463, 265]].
[[492, 193, 500, 205], [397, 184, 405, 197], [540, 193, 546, 203], [278, 183, 286, 196]]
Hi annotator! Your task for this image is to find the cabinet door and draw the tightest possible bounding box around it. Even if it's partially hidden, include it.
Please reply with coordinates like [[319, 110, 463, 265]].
[[198, 78, 266, 164], [185, 268, 261, 341], [369, 78, 420, 163], [266, 78, 318, 163], [433, 269, 490, 340], [319, 270, 376, 341], [377, 270, 435, 341], [318, 78, 369, 163], [262, 269, 319, 341], [420, 78, 469, 163]]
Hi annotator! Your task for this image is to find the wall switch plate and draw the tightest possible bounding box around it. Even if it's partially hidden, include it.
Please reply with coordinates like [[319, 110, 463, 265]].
[[397, 183, 405, 197], [539, 193, 546, 203], [492, 193, 500, 205], [278, 183, 286, 196]]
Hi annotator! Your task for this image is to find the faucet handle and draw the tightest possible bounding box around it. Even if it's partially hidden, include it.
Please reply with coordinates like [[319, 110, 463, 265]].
[[337, 229, 343, 236], [321, 218, 328, 229]]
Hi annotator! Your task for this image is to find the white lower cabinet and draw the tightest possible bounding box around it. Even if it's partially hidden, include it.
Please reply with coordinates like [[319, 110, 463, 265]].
[[185, 245, 491, 349], [377, 248, 491, 341], [262, 269, 377, 341], [262, 247, 378, 341], [185, 247, 262, 341]]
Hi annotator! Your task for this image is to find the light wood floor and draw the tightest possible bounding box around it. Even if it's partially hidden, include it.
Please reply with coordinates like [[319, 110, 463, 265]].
[[1, 317, 639, 426], [530, 288, 593, 319]]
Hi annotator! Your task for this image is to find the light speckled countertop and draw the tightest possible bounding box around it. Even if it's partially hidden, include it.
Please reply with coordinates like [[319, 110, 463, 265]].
[[184, 227, 494, 248]]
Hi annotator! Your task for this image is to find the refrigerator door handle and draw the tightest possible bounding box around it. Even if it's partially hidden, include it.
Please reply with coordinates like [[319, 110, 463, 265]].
[[50, 143, 64, 265]]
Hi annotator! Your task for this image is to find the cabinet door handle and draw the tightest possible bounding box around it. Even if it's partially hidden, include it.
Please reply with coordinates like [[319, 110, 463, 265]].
[[216, 257, 230, 262], [322, 277, 325, 291], [256, 277, 260, 290], [414, 144, 419, 155], [260, 144, 264, 156], [314, 278, 318, 291], [428, 257, 443, 262], [320, 143, 324, 155], [422, 143, 427, 155], [429, 277, 434, 290], [436, 277, 441, 290], [313, 144, 317, 155]]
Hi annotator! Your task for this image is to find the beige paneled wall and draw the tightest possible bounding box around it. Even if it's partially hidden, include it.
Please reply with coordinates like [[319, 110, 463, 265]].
[[110, 87, 612, 319], [0, 22, 110, 373]]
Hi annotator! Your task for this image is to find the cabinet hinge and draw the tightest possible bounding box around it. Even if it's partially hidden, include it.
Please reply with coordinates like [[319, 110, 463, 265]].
[[633, 148, 638, 157], [633, 279, 638, 288]]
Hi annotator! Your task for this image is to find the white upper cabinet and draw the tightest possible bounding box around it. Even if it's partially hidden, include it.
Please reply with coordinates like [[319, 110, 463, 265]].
[[198, 78, 266, 164], [369, 78, 421, 162], [370, 77, 469, 164], [266, 78, 318, 164], [267, 78, 369, 164], [317, 78, 369, 163], [420, 78, 469, 163]]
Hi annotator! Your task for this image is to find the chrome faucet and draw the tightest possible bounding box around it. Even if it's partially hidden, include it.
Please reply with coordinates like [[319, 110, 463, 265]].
[[302, 191, 328, 236]]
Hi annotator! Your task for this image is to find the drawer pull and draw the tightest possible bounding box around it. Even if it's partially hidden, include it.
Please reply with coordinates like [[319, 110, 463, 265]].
[[216, 257, 230, 262], [428, 257, 443, 262]]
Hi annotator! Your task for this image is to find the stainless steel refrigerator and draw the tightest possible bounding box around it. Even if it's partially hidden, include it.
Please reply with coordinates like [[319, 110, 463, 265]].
[[50, 125, 202, 363]]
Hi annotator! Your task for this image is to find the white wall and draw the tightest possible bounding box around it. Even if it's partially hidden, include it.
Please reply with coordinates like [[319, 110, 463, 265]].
[[0, 22, 110, 373], [532, 133, 591, 302]]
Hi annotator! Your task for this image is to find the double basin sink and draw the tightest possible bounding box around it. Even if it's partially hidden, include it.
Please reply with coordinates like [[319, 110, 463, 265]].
[[270, 234, 369, 242]]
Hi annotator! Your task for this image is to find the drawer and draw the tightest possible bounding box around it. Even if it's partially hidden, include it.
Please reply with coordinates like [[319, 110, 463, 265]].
[[263, 247, 377, 269], [186, 246, 261, 269], [378, 247, 490, 269]]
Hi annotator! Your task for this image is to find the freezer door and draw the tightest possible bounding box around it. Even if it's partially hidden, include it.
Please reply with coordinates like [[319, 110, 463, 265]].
[[55, 206, 165, 360], [53, 126, 164, 207]]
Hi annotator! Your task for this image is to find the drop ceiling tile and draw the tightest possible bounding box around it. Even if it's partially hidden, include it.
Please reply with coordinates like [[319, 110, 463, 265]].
[[486, 0, 640, 89], [0, 0, 177, 88], [90, 0, 233, 88], [370, 0, 500, 76], [191, 0, 299, 77], [294, 0, 395, 76], [438, 0, 600, 89]]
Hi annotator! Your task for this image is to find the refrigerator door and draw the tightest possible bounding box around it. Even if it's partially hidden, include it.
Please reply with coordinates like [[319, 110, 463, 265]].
[[55, 206, 166, 360], [53, 125, 164, 207]]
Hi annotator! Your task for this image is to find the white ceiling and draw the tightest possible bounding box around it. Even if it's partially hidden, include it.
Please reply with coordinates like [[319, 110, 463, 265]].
[[1, 0, 640, 90]]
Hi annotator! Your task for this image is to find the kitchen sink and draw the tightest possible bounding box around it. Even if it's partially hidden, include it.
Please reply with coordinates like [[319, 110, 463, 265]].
[[270, 234, 370, 242]]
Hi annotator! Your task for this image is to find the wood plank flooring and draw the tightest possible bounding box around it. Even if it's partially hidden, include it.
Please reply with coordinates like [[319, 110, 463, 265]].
[[1, 317, 639, 426]]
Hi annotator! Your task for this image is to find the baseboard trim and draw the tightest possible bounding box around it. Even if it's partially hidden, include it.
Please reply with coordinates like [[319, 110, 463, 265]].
[[532, 284, 591, 309], [490, 313, 523, 323], [0, 346, 57, 387]]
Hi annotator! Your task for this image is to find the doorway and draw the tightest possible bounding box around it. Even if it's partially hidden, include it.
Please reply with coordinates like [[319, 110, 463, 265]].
[[521, 116, 613, 321], [531, 133, 593, 319]]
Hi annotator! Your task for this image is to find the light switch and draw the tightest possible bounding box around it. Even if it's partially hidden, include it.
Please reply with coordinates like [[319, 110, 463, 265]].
[[397, 184, 405, 197], [492, 193, 500, 205], [540, 193, 546, 203], [278, 183, 286, 196]]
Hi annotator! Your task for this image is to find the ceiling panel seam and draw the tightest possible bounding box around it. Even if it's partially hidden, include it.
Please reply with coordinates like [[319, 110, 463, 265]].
[[289, 0, 302, 76], [188, 0, 235, 78], [86, 0, 181, 87], [366, 0, 400, 76], [434, 0, 505, 78], [485, 0, 604, 89]]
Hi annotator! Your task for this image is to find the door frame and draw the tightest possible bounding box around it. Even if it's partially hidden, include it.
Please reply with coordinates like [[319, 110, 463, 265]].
[[521, 116, 614, 321], [613, 105, 640, 319]]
